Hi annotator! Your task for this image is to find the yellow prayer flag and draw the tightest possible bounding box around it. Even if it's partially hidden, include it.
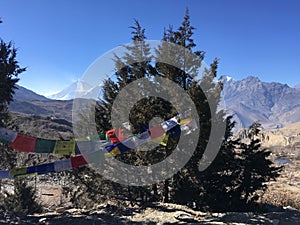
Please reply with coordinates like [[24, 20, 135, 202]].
[[104, 147, 121, 157], [160, 134, 169, 147], [54, 139, 76, 156], [179, 118, 192, 125]]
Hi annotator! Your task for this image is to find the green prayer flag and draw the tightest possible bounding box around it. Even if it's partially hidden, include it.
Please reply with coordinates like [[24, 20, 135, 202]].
[[35, 138, 56, 153]]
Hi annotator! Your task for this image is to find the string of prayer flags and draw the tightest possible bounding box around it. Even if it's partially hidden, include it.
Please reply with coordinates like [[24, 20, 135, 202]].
[[0, 112, 197, 179], [75, 140, 110, 155], [53, 139, 76, 156], [10, 133, 36, 153]]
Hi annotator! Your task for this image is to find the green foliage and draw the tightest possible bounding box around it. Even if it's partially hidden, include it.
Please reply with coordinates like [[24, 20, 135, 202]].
[[0, 39, 25, 125], [196, 120, 282, 212], [234, 122, 283, 209], [0, 19, 25, 169], [3, 178, 42, 215]]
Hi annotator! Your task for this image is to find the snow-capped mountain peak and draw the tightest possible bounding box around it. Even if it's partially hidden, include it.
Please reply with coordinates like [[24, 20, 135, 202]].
[[47, 81, 100, 100]]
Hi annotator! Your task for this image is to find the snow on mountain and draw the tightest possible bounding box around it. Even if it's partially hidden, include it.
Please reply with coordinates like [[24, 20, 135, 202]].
[[47, 81, 100, 100]]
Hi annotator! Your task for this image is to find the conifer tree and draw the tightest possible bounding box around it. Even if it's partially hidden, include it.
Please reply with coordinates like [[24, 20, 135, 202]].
[[234, 122, 282, 210], [0, 19, 42, 215], [72, 11, 282, 211], [0, 18, 25, 171]]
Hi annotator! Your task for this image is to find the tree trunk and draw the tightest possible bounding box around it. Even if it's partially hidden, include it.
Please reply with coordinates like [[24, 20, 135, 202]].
[[163, 179, 169, 202]]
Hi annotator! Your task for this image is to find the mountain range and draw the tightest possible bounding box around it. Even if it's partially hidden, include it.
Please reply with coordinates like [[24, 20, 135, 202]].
[[222, 76, 300, 130], [8, 77, 300, 130]]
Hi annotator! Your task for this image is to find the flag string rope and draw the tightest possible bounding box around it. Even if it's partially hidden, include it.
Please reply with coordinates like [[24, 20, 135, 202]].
[[0, 112, 197, 179]]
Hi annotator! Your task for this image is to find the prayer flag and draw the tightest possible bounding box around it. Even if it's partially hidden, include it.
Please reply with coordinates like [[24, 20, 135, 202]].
[[104, 147, 121, 157], [106, 128, 125, 144], [130, 132, 151, 146], [106, 129, 118, 143], [169, 125, 181, 137], [0, 170, 12, 179], [9, 167, 28, 177], [98, 132, 107, 140], [54, 139, 76, 156], [85, 150, 105, 165], [148, 125, 165, 139], [34, 138, 56, 153], [161, 118, 178, 132], [0, 127, 17, 143], [75, 140, 108, 154], [54, 159, 72, 172], [160, 134, 169, 147], [10, 133, 36, 152], [35, 163, 55, 175], [117, 142, 131, 153], [71, 155, 88, 168]]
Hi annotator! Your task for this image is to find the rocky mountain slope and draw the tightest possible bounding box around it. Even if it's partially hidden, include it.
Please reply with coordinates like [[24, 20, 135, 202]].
[[222, 76, 300, 130], [8, 99, 73, 122], [14, 85, 49, 101], [8, 76, 300, 129]]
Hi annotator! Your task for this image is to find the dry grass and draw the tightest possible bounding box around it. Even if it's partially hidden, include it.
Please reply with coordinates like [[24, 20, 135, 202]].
[[260, 160, 300, 210]]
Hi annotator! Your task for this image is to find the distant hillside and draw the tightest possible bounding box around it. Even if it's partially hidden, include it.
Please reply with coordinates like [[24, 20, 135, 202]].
[[8, 85, 73, 121], [8, 99, 73, 122], [222, 76, 300, 130], [14, 84, 49, 101], [8, 112, 73, 140]]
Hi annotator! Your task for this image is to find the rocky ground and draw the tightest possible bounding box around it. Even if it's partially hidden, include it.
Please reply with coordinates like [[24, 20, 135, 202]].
[[1, 202, 300, 225]]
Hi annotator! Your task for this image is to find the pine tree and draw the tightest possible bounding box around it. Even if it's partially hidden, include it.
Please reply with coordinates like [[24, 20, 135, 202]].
[[234, 122, 282, 210], [0, 19, 25, 171], [71, 10, 282, 212]]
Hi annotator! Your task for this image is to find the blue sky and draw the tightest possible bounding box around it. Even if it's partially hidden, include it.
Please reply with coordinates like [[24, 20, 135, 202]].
[[1, 0, 300, 95]]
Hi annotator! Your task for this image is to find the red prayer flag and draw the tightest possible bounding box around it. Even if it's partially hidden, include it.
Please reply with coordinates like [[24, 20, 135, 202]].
[[71, 155, 88, 168], [10, 133, 36, 152], [106, 128, 125, 144], [148, 125, 165, 139]]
